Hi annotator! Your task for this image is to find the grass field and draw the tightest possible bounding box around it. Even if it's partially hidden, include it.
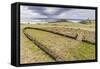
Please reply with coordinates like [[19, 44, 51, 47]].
[[20, 22, 96, 64], [25, 28, 95, 60], [20, 25, 54, 64]]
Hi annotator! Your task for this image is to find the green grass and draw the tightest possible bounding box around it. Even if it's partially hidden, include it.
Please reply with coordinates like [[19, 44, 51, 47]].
[[30, 43, 54, 61], [77, 42, 95, 60], [67, 42, 95, 60], [25, 38, 54, 61]]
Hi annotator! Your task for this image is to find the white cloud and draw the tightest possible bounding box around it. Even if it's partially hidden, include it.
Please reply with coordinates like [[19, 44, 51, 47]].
[[44, 7, 61, 15]]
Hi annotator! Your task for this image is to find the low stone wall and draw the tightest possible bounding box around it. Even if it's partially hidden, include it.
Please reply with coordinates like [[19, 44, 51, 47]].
[[23, 27, 66, 61], [23, 27, 95, 44], [82, 31, 95, 44], [40, 27, 77, 39], [40, 27, 95, 44]]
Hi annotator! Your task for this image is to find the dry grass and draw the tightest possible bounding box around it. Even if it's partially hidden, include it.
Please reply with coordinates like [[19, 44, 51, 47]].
[[20, 22, 96, 63], [25, 28, 95, 61], [20, 25, 54, 64]]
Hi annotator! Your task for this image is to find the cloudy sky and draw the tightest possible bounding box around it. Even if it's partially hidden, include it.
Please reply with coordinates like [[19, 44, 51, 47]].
[[20, 5, 95, 23]]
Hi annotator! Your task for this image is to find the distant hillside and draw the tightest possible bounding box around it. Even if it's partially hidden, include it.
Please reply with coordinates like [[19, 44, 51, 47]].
[[48, 19, 69, 23], [80, 20, 95, 24]]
